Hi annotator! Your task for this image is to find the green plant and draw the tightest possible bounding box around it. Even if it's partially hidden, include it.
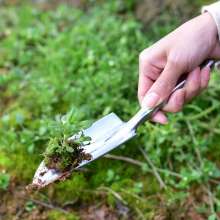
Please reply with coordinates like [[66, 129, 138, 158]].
[[43, 109, 92, 171], [25, 201, 36, 212], [0, 2, 220, 219], [0, 172, 10, 190], [48, 210, 79, 220]]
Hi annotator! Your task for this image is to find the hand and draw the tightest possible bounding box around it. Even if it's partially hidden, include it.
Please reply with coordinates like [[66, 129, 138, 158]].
[[138, 13, 220, 124]]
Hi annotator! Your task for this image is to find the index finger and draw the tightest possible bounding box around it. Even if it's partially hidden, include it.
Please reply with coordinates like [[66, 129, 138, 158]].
[[138, 71, 153, 104], [138, 51, 161, 105]]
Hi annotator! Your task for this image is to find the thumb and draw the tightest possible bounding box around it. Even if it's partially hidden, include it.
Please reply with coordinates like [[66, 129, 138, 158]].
[[141, 60, 184, 108]]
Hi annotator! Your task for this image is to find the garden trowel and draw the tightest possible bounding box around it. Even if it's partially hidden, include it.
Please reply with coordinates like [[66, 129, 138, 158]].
[[31, 60, 215, 188]]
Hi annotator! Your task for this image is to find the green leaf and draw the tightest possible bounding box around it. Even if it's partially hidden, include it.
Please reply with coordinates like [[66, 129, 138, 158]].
[[0, 173, 10, 190], [208, 214, 217, 220]]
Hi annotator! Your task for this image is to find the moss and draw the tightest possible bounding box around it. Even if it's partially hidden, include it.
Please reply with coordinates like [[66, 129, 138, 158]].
[[0, 153, 13, 168], [47, 210, 80, 220], [53, 174, 89, 203], [44, 134, 92, 172]]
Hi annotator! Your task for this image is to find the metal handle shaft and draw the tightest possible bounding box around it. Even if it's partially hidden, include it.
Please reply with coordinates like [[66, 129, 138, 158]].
[[128, 60, 216, 130], [170, 60, 215, 97]]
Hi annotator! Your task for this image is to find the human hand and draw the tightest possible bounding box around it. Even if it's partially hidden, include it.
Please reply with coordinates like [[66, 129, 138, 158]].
[[138, 13, 220, 124]]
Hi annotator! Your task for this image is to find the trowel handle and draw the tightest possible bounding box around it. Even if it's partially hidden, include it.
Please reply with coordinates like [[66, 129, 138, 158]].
[[128, 60, 216, 130], [169, 60, 215, 96]]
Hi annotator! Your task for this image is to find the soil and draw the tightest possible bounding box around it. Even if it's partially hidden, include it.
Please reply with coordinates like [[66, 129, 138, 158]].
[[0, 183, 126, 220], [2, 182, 219, 220], [25, 136, 93, 191], [44, 137, 92, 173]]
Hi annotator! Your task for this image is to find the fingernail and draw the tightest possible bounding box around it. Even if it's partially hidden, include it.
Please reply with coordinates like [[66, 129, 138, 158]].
[[141, 92, 160, 108], [160, 116, 168, 124], [206, 60, 214, 69]]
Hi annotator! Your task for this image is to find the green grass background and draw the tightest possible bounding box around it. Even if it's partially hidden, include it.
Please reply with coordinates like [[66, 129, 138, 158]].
[[0, 1, 220, 219]]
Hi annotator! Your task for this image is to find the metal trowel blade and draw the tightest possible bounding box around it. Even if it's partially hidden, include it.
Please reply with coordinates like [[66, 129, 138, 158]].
[[32, 112, 128, 188]]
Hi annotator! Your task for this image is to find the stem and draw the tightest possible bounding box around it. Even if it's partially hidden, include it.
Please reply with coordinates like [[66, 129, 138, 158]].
[[104, 154, 183, 179], [139, 147, 167, 189]]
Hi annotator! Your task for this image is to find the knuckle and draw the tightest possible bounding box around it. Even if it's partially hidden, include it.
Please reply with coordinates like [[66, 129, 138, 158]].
[[188, 86, 200, 98], [189, 87, 197, 96], [155, 80, 172, 97], [170, 105, 182, 113], [164, 92, 184, 113], [163, 104, 182, 113], [166, 104, 182, 113], [167, 54, 184, 70], [139, 48, 151, 62]]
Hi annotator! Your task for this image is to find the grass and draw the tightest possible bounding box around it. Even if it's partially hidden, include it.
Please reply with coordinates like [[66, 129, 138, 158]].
[[0, 1, 220, 219]]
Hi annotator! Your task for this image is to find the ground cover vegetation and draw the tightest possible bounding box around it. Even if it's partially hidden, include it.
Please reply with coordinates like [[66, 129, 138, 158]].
[[0, 1, 220, 219]]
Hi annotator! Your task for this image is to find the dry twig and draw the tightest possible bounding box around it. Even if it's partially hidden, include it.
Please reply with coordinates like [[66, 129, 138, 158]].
[[104, 154, 183, 179], [104, 154, 144, 166], [138, 147, 167, 189]]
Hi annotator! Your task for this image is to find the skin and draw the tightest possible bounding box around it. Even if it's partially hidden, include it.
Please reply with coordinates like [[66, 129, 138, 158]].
[[138, 13, 220, 124]]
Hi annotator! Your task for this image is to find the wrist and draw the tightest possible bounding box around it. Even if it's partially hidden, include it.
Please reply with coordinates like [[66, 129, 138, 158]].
[[202, 12, 218, 41], [202, 2, 220, 41]]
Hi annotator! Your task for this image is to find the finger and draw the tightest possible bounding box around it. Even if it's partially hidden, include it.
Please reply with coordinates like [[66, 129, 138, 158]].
[[142, 59, 184, 108], [163, 66, 209, 113], [163, 88, 185, 113], [151, 111, 168, 124], [209, 41, 220, 59], [185, 67, 201, 101], [200, 66, 211, 90], [138, 72, 153, 105], [138, 50, 161, 105]]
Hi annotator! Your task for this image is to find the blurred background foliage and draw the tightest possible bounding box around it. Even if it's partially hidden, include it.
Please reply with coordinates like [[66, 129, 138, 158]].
[[0, 0, 220, 220]]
